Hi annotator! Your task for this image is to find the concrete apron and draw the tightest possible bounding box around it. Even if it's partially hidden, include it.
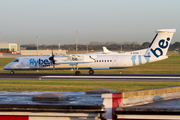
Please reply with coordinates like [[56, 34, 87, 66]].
[[101, 86, 180, 120], [1, 86, 180, 120]]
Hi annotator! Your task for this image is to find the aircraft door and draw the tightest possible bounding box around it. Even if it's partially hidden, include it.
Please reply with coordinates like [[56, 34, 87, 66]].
[[23, 58, 29, 67], [112, 57, 118, 66]]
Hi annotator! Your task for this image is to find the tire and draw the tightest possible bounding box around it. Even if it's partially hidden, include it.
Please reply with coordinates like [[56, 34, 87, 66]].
[[10, 71, 14, 75], [89, 69, 94, 75], [75, 71, 81, 76]]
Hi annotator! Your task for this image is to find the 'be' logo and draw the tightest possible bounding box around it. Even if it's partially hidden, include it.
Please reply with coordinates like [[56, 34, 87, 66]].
[[150, 37, 170, 58]]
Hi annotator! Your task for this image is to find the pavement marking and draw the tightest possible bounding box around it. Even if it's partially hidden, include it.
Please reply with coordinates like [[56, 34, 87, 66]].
[[41, 76, 180, 79]]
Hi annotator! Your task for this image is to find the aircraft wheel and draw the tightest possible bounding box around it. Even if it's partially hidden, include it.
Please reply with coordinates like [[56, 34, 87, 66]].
[[10, 70, 14, 75], [75, 71, 81, 76], [89, 69, 94, 75]]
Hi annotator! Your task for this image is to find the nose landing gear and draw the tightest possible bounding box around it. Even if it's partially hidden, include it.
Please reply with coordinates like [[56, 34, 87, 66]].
[[10, 70, 14, 75]]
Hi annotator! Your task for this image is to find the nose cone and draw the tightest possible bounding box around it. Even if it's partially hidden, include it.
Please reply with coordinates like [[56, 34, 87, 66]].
[[3, 64, 10, 70]]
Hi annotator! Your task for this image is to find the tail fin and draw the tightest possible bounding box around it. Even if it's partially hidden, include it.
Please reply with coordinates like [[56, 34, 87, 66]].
[[103, 46, 112, 53], [145, 29, 176, 58]]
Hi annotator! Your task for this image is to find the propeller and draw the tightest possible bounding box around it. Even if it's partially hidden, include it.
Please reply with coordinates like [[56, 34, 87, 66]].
[[49, 51, 55, 70]]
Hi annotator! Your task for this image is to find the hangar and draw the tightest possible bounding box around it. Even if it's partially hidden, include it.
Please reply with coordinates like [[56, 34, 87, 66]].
[[0, 42, 20, 53]]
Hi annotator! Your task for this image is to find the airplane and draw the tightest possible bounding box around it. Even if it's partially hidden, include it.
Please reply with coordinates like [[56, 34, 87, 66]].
[[3, 29, 176, 75]]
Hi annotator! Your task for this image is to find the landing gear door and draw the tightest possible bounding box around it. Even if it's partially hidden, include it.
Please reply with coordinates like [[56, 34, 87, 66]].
[[23, 58, 29, 67]]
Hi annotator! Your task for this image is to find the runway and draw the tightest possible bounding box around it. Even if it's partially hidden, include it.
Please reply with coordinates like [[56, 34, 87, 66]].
[[1, 73, 180, 81]]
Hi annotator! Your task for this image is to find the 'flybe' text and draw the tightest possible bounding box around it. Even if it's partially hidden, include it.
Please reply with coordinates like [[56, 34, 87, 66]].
[[150, 37, 170, 58], [29, 58, 50, 67]]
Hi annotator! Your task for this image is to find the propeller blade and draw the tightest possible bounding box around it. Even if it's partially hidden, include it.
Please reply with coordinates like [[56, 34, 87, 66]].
[[49, 51, 55, 70]]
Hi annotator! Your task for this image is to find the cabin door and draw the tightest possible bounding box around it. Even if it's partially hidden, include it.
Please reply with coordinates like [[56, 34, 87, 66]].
[[112, 57, 118, 66]]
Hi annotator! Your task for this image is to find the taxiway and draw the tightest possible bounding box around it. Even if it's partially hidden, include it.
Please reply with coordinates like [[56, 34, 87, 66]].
[[1, 73, 180, 81]]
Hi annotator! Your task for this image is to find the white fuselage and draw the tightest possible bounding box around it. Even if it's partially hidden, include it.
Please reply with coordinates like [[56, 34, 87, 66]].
[[3, 53, 167, 71]]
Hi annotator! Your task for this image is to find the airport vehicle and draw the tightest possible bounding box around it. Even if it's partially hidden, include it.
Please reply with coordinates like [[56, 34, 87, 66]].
[[3, 29, 176, 75]]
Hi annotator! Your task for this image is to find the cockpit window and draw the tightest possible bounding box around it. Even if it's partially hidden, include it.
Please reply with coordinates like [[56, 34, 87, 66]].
[[13, 59, 19, 62]]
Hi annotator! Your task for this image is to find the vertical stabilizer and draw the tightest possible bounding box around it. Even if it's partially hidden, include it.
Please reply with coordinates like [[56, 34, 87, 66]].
[[145, 29, 176, 58], [103, 46, 112, 53]]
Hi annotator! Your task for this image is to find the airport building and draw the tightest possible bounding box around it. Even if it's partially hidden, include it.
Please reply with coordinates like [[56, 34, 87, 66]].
[[20, 50, 68, 56], [0, 42, 20, 53], [0, 42, 67, 55]]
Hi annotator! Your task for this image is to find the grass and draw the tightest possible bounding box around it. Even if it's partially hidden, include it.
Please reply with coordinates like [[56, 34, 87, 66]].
[[0, 80, 180, 92]]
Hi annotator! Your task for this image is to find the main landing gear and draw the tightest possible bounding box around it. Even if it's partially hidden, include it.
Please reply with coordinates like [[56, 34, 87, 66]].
[[75, 69, 94, 75], [75, 71, 81, 76], [89, 69, 94, 75], [75, 63, 81, 76], [74, 63, 94, 75]]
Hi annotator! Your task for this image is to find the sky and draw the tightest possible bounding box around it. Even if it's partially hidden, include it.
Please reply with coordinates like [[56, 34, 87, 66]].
[[0, 0, 179, 45]]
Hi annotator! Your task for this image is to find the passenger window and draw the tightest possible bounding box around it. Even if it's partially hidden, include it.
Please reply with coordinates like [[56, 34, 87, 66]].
[[102, 60, 103, 62], [13, 59, 19, 62], [97, 60, 98, 62], [105, 60, 106, 62], [107, 60, 109, 62], [99, 60, 101, 62], [110, 60, 112, 62]]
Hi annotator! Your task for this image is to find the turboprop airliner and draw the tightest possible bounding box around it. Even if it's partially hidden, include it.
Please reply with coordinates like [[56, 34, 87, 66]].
[[3, 29, 176, 75]]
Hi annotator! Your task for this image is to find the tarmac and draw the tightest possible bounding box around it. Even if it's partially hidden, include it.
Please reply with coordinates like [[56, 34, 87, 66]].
[[0, 91, 103, 106], [1, 73, 180, 81], [2, 91, 180, 110]]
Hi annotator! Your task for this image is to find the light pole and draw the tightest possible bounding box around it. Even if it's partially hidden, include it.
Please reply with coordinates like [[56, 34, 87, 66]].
[[121, 43, 124, 53], [0, 31, 1, 42], [36, 36, 40, 55], [87, 43, 88, 53], [76, 31, 78, 54], [58, 41, 60, 50]]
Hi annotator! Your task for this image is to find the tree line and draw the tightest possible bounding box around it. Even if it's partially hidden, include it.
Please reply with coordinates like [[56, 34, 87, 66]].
[[21, 41, 180, 51]]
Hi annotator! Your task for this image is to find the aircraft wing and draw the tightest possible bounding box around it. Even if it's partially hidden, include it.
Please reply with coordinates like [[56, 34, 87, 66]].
[[54, 54, 95, 66]]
